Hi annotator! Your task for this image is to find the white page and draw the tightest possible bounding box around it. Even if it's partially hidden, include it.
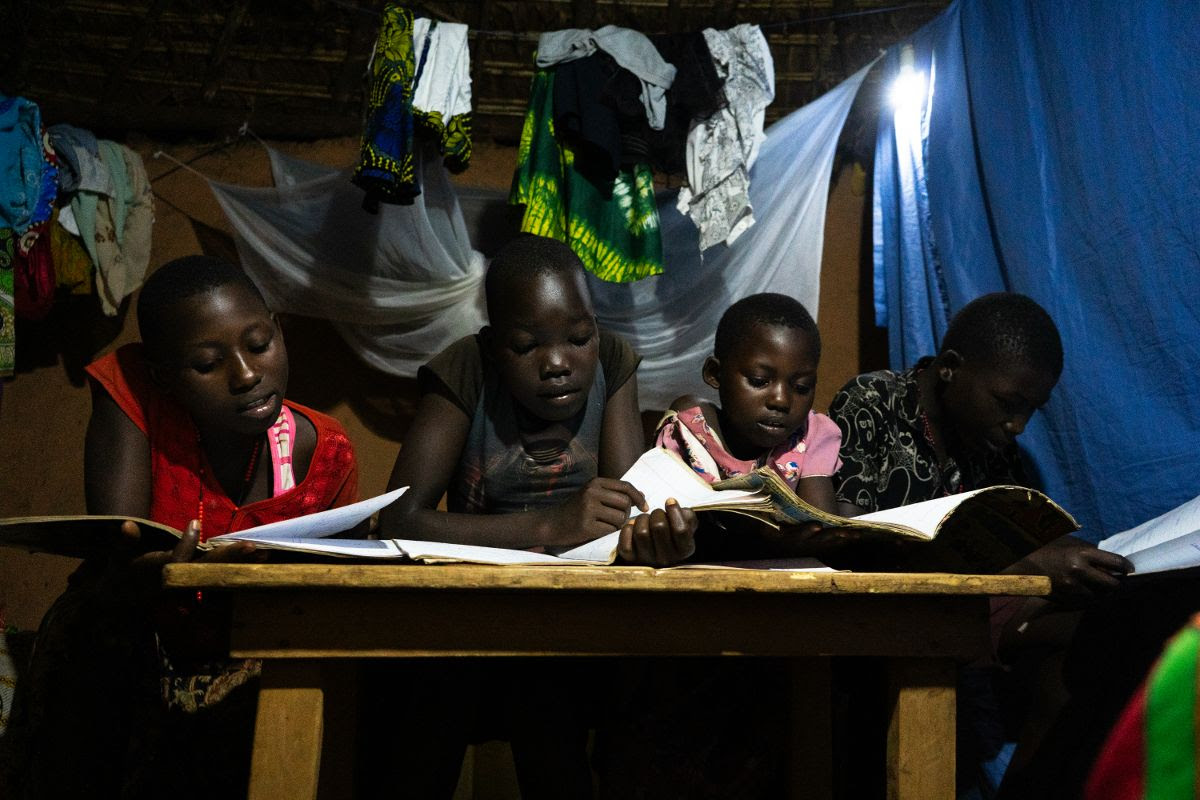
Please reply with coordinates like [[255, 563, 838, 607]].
[[219, 486, 407, 542], [238, 537, 406, 558], [855, 488, 990, 538], [622, 448, 762, 512], [397, 540, 567, 565], [1115, 532, 1200, 575], [1099, 494, 1200, 559], [557, 530, 621, 562], [390, 539, 600, 566]]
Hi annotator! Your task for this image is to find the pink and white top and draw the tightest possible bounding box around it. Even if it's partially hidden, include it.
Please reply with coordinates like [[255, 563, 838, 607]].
[[655, 406, 843, 491], [268, 406, 297, 495]]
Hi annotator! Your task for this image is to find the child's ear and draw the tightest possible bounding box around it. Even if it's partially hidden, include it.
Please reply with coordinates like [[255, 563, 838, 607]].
[[701, 356, 721, 390], [937, 349, 964, 382]]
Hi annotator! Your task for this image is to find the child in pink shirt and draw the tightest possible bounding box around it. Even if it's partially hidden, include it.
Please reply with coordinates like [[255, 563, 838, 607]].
[[658, 292, 842, 515]]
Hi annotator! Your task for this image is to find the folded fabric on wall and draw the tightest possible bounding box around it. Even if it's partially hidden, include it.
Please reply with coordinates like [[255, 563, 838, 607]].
[[873, 0, 1200, 538], [210, 62, 870, 411], [209, 145, 486, 377]]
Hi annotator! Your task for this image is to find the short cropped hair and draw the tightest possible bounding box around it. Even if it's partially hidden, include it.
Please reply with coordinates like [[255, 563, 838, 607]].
[[940, 292, 1063, 378], [137, 256, 266, 360], [484, 234, 588, 324], [714, 293, 821, 361]]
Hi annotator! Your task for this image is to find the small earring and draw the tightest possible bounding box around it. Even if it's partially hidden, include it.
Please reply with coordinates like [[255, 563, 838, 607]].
[[940, 368, 952, 381]]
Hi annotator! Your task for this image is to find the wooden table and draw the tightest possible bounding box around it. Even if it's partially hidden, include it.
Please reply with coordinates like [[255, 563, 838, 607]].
[[162, 563, 1049, 800]]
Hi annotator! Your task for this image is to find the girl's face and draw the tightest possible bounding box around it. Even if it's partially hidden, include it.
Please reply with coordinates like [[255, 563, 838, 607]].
[[940, 355, 1056, 454], [157, 283, 289, 438], [704, 323, 818, 460], [486, 270, 600, 424]]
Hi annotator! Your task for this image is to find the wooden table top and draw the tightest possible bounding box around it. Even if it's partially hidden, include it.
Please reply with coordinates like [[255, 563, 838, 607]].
[[162, 562, 1051, 596]]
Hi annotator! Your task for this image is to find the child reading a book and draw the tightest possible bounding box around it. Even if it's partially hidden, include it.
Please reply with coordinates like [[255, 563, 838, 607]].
[[1, 256, 358, 799], [830, 292, 1129, 595], [655, 292, 845, 558], [371, 234, 697, 798]]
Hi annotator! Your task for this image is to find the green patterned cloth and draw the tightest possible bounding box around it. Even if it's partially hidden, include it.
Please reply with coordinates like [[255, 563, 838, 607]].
[[0, 228, 15, 376], [509, 68, 663, 283]]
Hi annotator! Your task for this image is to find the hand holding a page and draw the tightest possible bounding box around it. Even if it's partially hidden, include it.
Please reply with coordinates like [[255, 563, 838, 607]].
[[618, 498, 698, 566], [110, 519, 265, 598], [1005, 534, 1131, 603], [538, 477, 650, 547]]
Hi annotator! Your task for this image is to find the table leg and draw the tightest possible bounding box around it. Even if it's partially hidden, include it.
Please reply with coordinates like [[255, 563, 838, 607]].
[[788, 657, 833, 799], [249, 659, 326, 800], [886, 657, 956, 800]]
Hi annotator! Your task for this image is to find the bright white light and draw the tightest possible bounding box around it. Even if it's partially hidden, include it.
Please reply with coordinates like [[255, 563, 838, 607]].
[[889, 44, 926, 111]]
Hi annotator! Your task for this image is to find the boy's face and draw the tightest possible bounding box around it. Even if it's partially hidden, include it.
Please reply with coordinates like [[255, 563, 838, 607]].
[[156, 283, 289, 438], [940, 354, 1056, 455], [486, 270, 599, 423], [703, 322, 818, 459]]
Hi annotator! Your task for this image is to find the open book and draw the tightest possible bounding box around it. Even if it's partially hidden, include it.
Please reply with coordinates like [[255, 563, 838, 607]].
[[0, 488, 408, 560], [1099, 494, 1200, 575], [620, 448, 1080, 573]]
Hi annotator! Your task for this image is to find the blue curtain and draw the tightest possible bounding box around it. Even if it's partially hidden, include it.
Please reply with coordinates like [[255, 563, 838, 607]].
[[874, 0, 1200, 540]]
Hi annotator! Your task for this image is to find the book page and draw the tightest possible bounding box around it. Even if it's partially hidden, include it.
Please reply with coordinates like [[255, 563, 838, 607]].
[[219, 486, 407, 542], [855, 488, 991, 540], [391, 539, 603, 565], [621, 448, 763, 512], [557, 530, 621, 563], [1099, 494, 1200, 561], [1110, 531, 1200, 575], [239, 537, 407, 558]]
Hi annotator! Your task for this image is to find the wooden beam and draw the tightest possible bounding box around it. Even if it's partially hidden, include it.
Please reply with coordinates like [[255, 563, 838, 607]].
[[201, 0, 251, 102]]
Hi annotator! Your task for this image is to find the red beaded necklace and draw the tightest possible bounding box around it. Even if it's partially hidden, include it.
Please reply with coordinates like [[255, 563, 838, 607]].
[[196, 436, 264, 543]]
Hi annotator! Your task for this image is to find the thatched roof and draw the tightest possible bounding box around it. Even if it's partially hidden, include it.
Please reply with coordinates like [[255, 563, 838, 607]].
[[2, 0, 948, 141]]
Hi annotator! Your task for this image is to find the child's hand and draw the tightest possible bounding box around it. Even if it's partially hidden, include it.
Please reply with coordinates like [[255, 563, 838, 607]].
[[775, 522, 869, 556], [618, 499, 698, 566], [1005, 535, 1132, 604], [546, 478, 650, 546], [112, 520, 266, 596]]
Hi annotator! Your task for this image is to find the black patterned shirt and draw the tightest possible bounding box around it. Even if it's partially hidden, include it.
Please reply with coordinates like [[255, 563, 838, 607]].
[[829, 359, 1027, 513]]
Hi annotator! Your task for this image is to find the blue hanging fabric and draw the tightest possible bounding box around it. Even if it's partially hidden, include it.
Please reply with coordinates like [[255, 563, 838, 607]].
[[873, 0, 1200, 538]]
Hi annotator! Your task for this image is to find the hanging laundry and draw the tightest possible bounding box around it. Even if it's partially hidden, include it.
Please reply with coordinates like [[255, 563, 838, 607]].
[[635, 32, 724, 175], [71, 141, 153, 315], [48, 124, 114, 197], [511, 68, 663, 283], [50, 208, 93, 295], [0, 95, 56, 236], [537, 26, 676, 131], [12, 227, 55, 322], [411, 17, 472, 173], [353, 5, 420, 206], [552, 53, 625, 187], [676, 24, 775, 251]]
